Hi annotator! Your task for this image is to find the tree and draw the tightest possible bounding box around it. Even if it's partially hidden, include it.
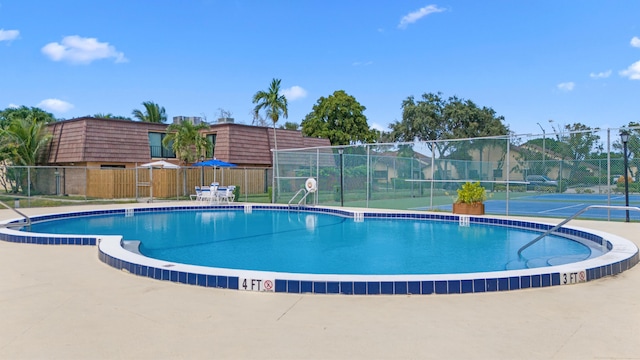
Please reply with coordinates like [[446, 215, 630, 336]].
[[252, 78, 288, 132], [547, 122, 601, 181], [162, 120, 212, 165], [388, 92, 509, 179], [0, 116, 52, 166], [93, 113, 132, 120], [253, 79, 289, 173], [132, 101, 167, 123], [252, 78, 288, 201], [616, 122, 640, 179], [250, 110, 270, 127], [389, 92, 508, 142], [301, 90, 378, 146], [0, 106, 56, 128], [280, 122, 299, 130]]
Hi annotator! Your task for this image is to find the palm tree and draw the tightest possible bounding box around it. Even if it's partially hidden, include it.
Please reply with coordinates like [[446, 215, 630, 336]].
[[252, 79, 288, 202], [132, 101, 167, 123], [0, 115, 52, 166], [162, 120, 211, 165], [0, 115, 52, 193], [252, 78, 288, 146], [93, 113, 132, 120]]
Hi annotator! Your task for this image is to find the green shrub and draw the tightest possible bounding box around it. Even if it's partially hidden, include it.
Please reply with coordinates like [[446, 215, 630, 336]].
[[494, 184, 526, 192], [616, 181, 640, 193], [455, 182, 486, 204], [558, 179, 568, 193], [233, 186, 240, 202]]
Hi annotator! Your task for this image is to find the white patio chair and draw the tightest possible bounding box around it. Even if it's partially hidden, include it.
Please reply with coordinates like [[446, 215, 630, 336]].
[[190, 186, 202, 201], [217, 186, 234, 204], [226, 185, 236, 203], [199, 186, 216, 204]]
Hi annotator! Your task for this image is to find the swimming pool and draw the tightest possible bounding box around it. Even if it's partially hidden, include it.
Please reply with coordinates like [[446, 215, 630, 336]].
[[26, 208, 601, 275], [1, 204, 638, 295]]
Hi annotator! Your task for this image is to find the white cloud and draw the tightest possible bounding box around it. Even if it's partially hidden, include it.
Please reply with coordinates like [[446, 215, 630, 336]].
[[37, 99, 74, 113], [631, 36, 640, 48], [589, 70, 612, 79], [398, 5, 445, 29], [282, 86, 307, 101], [0, 29, 19, 42], [41, 35, 127, 64], [8, 103, 19, 108], [620, 60, 640, 80], [557, 82, 575, 92], [370, 123, 386, 132]]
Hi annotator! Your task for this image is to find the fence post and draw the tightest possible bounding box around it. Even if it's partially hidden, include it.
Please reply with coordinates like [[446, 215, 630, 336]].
[[366, 145, 370, 208], [607, 128, 611, 220], [506, 137, 510, 216]]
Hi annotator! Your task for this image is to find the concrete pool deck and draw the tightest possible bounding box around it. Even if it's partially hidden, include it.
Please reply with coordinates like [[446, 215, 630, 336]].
[[1, 203, 639, 359]]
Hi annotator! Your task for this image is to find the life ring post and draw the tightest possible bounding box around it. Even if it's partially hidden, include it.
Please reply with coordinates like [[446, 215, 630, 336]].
[[305, 178, 318, 193]]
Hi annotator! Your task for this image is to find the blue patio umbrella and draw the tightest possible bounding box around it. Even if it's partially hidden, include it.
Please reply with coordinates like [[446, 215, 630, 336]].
[[193, 158, 237, 185], [193, 159, 237, 168]]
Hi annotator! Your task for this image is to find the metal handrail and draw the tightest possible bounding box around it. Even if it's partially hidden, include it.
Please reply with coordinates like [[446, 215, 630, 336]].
[[517, 205, 640, 257], [288, 188, 307, 206], [0, 200, 31, 228]]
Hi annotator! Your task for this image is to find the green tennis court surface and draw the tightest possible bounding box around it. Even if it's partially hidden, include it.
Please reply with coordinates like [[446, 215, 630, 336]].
[[418, 193, 640, 221]]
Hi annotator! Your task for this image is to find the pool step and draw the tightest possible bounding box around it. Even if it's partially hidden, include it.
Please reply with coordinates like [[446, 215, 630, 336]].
[[122, 240, 141, 255]]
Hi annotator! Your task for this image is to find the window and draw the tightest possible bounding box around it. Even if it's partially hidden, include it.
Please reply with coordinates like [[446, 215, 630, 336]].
[[206, 134, 216, 158], [148, 132, 176, 158]]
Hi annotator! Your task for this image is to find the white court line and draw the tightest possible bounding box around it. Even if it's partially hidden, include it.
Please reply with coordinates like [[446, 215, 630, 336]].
[[538, 203, 585, 214]]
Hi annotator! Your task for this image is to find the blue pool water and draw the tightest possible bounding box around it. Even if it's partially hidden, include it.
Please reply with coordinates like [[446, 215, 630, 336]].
[[26, 209, 602, 275]]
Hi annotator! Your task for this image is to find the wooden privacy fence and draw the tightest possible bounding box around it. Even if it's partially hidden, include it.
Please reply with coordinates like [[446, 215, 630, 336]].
[[87, 168, 138, 198], [185, 167, 270, 196], [84, 167, 269, 199], [3, 166, 270, 199]]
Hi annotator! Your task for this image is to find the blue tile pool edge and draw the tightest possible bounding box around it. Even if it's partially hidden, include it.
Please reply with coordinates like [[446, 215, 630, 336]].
[[2, 204, 638, 295]]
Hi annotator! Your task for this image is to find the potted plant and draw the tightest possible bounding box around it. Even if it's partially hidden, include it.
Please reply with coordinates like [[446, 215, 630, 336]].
[[453, 181, 486, 215]]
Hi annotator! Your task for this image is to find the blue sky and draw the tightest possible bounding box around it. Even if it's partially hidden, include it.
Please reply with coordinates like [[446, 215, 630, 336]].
[[1, 1, 639, 136]]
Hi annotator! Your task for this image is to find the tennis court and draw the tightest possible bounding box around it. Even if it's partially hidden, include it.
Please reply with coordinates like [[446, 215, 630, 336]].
[[418, 193, 640, 221]]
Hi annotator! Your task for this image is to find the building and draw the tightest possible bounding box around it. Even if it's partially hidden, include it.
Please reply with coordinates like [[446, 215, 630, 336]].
[[46, 117, 331, 168]]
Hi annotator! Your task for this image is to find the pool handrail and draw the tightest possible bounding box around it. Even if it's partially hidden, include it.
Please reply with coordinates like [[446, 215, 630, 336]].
[[0, 200, 31, 228], [288, 188, 310, 206], [517, 205, 640, 257]]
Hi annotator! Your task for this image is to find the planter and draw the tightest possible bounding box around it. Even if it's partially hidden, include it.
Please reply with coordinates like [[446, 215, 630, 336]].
[[453, 202, 485, 215]]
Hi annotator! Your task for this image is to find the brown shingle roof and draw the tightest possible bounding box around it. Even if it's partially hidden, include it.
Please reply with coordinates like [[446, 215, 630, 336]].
[[47, 117, 166, 163], [46, 117, 331, 167]]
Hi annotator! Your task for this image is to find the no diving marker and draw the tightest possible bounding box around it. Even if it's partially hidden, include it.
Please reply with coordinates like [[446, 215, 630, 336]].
[[240, 278, 275, 292], [560, 270, 587, 285]]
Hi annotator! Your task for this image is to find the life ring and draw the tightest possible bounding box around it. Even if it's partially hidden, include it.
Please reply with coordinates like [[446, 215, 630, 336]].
[[305, 178, 317, 193]]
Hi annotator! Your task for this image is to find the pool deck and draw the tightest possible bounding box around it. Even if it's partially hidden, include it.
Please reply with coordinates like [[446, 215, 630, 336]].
[[1, 203, 639, 359]]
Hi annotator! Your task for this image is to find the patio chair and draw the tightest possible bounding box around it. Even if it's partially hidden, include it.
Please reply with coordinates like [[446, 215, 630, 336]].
[[199, 186, 216, 204], [216, 185, 235, 204], [226, 185, 236, 203], [190, 186, 202, 201]]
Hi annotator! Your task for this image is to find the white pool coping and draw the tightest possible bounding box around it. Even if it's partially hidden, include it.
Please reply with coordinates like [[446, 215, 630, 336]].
[[1, 203, 638, 294]]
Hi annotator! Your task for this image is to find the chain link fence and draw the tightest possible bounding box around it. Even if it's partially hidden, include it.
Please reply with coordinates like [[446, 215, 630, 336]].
[[0, 165, 272, 206], [2, 127, 637, 220], [274, 127, 638, 221]]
